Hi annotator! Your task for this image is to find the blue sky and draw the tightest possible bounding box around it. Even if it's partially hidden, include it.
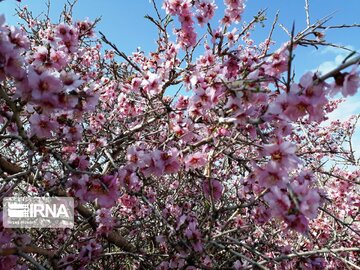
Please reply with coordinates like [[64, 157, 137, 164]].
[[1, 0, 360, 122], [1, 1, 359, 55]]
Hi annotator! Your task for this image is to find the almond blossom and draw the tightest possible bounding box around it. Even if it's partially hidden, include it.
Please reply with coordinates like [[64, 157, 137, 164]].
[[0, 2, 359, 269]]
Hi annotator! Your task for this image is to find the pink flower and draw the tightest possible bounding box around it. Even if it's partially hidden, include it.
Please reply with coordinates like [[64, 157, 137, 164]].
[[195, 0, 217, 26], [57, 92, 78, 109], [32, 46, 49, 66], [0, 255, 18, 270], [118, 166, 143, 192], [28, 69, 63, 107], [257, 162, 287, 188], [299, 189, 320, 219], [3, 51, 25, 80], [265, 93, 288, 119], [126, 146, 147, 168], [301, 257, 327, 269], [141, 72, 162, 96], [162, 148, 181, 174], [226, 27, 239, 46], [76, 19, 95, 37], [69, 154, 89, 170], [63, 124, 83, 142], [163, 0, 197, 48], [82, 88, 99, 111], [283, 92, 311, 121], [222, 0, 245, 25], [9, 25, 30, 51], [50, 48, 68, 70], [291, 180, 321, 219], [185, 152, 207, 170], [202, 179, 223, 201], [95, 208, 115, 235], [29, 113, 59, 138], [263, 44, 289, 77], [264, 187, 291, 218], [67, 174, 89, 202], [184, 221, 203, 252], [55, 23, 79, 52], [141, 150, 165, 177], [88, 174, 119, 208], [60, 70, 84, 91], [284, 213, 308, 233], [299, 72, 327, 104], [332, 66, 360, 97], [262, 141, 300, 170], [163, 0, 190, 16]]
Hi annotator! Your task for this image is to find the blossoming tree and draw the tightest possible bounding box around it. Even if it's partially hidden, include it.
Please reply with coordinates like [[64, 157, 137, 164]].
[[0, 0, 359, 269]]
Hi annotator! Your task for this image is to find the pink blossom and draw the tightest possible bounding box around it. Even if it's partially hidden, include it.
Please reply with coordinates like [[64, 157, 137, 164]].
[[82, 88, 99, 111], [67, 174, 89, 202], [63, 124, 83, 142], [69, 154, 89, 170], [202, 179, 223, 201], [262, 141, 300, 170], [264, 187, 291, 218], [266, 93, 288, 119], [95, 208, 115, 235], [28, 69, 63, 104], [49, 48, 68, 70], [300, 72, 327, 104], [88, 174, 119, 208], [184, 221, 203, 252], [291, 180, 321, 219], [32, 46, 49, 66], [284, 213, 308, 233], [141, 72, 162, 96], [118, 166, 143, 192], [184, 152, 207, 170], [3, 51, 25, 80], [222, 0, 245, 25], [29, 113, 59, 138], [195, 0, 217, 26], [141, 150, 165, 177], [263, 44, 289, 77], [284, 92, 311, 121], [332, 66, 360, 97], [127, 146, 147, 168], [226, 27, 239, 46], [76, 19, 95, 37], [55, 23, 79, 52], [162, 148, 181, 174], [256, 162, 287, 188], [0, 255, 18, 270], [9, 26, 30, 51], [163, 0, 197, 48], [299, 189, 320, 219]]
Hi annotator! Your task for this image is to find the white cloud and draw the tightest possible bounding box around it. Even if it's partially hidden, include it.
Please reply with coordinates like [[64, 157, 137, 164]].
[[317, 45, 355, 55], [316, 54, 344, 74], [312, 46, 358, 75]]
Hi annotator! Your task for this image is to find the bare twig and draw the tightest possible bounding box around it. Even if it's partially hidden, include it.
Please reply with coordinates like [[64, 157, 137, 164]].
[[99, 31, 145, 76], [318, 55, 360, 82], [18, 251, 48, 270], [304, 0, 310, 27]]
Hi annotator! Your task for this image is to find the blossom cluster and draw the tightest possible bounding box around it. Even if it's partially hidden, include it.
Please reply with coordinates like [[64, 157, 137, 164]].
[[0, 1, 359, 269]]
